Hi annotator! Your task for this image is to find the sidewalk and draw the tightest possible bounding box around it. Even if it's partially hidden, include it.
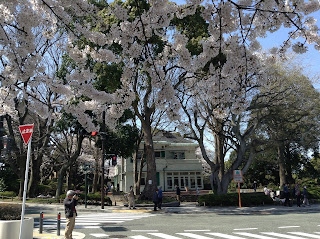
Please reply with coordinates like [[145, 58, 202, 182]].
[[28, 202, 320, 238]]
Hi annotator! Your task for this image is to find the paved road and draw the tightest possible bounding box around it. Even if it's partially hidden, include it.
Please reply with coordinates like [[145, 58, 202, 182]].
[[24, 202, 320, 239]]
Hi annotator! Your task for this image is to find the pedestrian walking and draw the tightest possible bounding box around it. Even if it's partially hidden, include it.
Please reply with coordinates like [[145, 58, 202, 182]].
[[128, 186, 136, 209], [175, 185, 181, 204], [303, 185, 310, 206], [153, 187, 159, 211], [283, 184, 289, 206], [295, 183, 301, 207], [64, 190, 78, 239], [158, 186, 163, 209], [253, 181, 257, 192]]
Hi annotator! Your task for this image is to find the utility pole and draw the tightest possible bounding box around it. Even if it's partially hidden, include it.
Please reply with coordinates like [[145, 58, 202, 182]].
[[0, 116, 4, 156], [101, 111, 106, 209]]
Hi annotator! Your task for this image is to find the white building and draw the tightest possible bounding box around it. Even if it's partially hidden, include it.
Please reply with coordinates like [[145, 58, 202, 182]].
[[113, 131, 204, 193]]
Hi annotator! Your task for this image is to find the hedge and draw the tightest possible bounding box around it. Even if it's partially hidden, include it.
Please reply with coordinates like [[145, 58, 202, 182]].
[[0, 191, 17, 198], [0, 203, 21, 220], [59, 192, 112, 206], [198, 192, 274, 207]]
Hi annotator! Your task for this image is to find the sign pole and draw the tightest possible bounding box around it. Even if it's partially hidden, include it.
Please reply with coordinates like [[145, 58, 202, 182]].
[[18, 124, 34, 239], [19, 138, 32, 239], [233, 170, 243, 209], [238, 182, 241, 208]]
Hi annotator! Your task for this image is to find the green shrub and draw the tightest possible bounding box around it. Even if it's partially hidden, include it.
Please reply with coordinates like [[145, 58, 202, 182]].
[[0, 203, 21, 220], [198, 192, 274, 206], [27, 198, 59, 204], [0, 191, 17, 197], [37, 184, 52, 195], [59, 192, 112, 205]]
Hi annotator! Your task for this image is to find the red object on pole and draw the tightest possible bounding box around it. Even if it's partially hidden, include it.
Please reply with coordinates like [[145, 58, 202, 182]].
[[238, 182, 241, 208], [41, 212, 43, 219], [18, 124, 34, 145]]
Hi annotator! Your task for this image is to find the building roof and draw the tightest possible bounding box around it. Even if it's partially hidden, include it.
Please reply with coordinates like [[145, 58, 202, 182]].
[[151, 131, 198, 145]]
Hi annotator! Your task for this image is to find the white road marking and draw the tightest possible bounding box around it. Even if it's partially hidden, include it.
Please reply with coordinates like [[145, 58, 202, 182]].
[[184, 230, 211, 232], [288, 232, 320, 238], [132, 230, 159, 232], [262, 232, 308, 239], [233, 228, 258, 231], [207, 232, 247, 239], [278, 226, 300, 229], [234, 232, 277, 239], [148, 233, 183, 239], [177, 233, 214, 239], [90, 233, 109, 237], [130, 236, 152, 239]]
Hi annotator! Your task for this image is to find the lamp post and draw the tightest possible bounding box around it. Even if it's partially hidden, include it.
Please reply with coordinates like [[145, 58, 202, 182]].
[[85, 169, 88, 208], [101, 111, 106, 209]]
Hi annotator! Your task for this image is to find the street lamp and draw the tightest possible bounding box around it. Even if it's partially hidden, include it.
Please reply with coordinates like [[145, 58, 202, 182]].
[[101, 111, 106, 209], [80, 164, 92, 208]]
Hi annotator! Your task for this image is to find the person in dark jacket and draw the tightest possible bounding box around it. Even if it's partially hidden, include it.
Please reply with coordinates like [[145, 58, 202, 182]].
[[153, 188, 159, 211], [175, 185, 181, 204], [64, 190, 78, 239], [302, 185, 310, 206], [158, 186, 163, 209]]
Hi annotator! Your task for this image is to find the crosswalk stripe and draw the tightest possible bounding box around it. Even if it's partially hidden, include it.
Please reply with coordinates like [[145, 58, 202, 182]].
[[90, 233, 109, 238], [177, 233, 214, 238], [148, 233, 184, 239], [261, 232, 308, 239], [207, 232, 247, 239], [34, 212, 156, 230], [130, 236, 152, 239], [288, 232, 320, 238], [234, 232, 277, 239]]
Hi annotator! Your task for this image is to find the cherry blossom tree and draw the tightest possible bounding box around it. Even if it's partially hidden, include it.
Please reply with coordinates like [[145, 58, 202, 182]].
[[0, 1, 320, 197]]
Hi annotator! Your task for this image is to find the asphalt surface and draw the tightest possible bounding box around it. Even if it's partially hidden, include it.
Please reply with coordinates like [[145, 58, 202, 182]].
[[26, 201, 320, 239]]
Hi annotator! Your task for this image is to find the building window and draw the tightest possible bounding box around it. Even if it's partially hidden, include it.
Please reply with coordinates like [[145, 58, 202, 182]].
[[197, 176, 202, 188], [190, 177, 196, 189], [170, 152, 185, 159], [174, 177, 179, 187], [167, 176, 172, 189], [141, 173, 146, 185], [155, 151, 161, 158], [166, 172, 203, 190]]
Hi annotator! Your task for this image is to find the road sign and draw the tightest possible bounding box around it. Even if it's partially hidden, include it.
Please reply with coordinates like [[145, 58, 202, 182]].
[[18, 124, 34, 239], [18, 124, 34, 145], [233, 170, 243, 183]]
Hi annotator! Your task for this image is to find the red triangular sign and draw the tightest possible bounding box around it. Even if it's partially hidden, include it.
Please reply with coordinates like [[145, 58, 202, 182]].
[[19, 124, 34, 145]]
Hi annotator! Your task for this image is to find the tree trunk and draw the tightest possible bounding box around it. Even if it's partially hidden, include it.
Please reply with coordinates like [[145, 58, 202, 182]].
[[92, 146, 100, 193], [56, 164, 68, 198], [18, 155, 26, 199], [133, 135, 143, 196], [28, 155, 42, 197], [140, 119, 157, 200], [278, 142, 286, 187], [284, 144, 294, 184], [136, 154, 144, 196], [214, 130, 225, 192]]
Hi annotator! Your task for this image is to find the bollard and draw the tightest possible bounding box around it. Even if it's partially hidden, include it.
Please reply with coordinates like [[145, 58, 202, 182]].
[[39, 212, 44, 234], [57, 212, 61, 236]]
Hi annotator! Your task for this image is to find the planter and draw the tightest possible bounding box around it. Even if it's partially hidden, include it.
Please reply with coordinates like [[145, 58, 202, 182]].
[[0, 217, 34, 239]]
